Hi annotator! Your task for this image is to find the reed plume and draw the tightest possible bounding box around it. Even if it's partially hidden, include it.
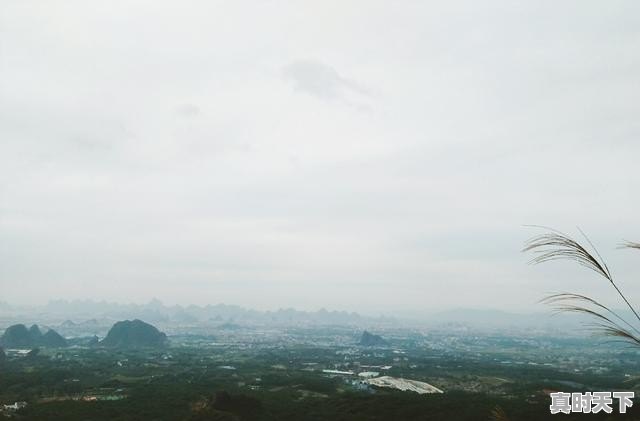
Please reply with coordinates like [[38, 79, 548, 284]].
[[524, 228, 640, 347]]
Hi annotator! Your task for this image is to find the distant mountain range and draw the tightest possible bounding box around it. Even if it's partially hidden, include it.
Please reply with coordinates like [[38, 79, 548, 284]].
[[0, 300, 623, 336], [0, 299, 381, 327]]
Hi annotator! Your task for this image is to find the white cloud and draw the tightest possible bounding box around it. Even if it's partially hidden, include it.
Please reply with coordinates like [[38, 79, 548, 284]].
[[283, 59, 370, 102]]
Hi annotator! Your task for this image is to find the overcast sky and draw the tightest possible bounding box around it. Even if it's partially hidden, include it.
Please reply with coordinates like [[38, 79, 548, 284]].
[[1, 1, 640, 313]]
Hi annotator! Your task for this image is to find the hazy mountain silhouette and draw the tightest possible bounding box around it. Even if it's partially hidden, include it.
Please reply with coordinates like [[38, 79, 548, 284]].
[[359, 330, 388, 347], [0, 324, 68, 348], [29, 324, 43, 340], [101, 319, 167, 348], [1, 324, 32, 347], [42, 329, 68, 347], [38, 299, 375, 326]]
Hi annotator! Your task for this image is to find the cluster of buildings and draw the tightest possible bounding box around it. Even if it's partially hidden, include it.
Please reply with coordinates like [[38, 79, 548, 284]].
[[1, 401, 27, 416]]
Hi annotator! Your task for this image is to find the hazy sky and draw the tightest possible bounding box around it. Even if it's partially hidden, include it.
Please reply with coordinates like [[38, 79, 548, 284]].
[[2, 1, 640, 313]]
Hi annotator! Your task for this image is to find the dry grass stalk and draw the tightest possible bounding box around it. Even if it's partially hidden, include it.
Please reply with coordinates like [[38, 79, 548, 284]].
[[524, 227, 640, 347]]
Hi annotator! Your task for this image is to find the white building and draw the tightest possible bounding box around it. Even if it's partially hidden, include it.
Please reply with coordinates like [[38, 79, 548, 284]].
[[3, 401, 27, 411]]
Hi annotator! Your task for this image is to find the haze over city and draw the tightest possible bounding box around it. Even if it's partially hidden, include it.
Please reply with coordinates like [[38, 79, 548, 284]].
[[2, 1, 640, 313]]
